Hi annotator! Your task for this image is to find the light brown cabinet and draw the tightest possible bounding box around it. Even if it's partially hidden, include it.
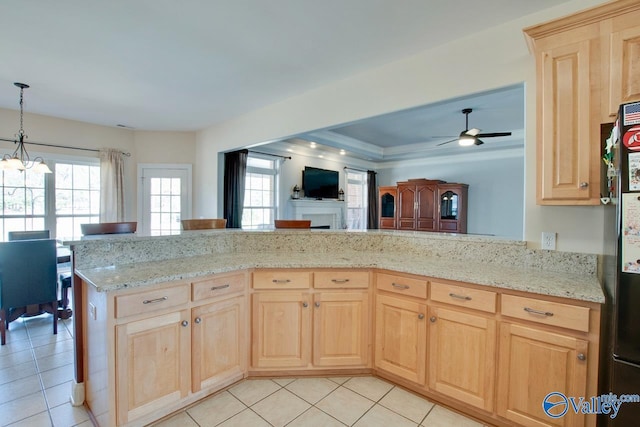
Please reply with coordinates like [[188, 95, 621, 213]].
[[496, 323, 588, 427], [375, 294, 427, 385], [251, 269, 371, 370], [524, 0, 640, 205], [115, 310, 191, 425]]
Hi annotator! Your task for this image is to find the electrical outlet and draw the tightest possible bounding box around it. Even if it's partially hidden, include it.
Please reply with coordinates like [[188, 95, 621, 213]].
[[541, 232, 557, 250]]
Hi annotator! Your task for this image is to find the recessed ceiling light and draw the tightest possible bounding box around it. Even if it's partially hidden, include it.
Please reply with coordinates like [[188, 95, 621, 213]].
[[318, 155, 324, 158], [339, 149, 346, 155], [286, 148, 293, 152], [309, 141, 317, 148]]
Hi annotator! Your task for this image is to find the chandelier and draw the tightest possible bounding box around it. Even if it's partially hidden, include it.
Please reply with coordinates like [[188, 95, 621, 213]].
[[0, 83, 52, 173]]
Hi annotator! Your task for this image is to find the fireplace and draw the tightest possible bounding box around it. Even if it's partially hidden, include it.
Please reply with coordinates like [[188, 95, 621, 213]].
[[287, 200, 345, 229]]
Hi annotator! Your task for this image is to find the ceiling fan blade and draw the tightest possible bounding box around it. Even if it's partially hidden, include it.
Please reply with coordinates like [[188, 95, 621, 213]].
[[476, 132, 512, 138], [436, 138, 457, 146], [466, 128, 481, 136]]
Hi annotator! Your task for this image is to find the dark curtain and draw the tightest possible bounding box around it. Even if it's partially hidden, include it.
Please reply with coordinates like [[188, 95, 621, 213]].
[[367, 170, 378, 229], [223, 149, 249, 228]]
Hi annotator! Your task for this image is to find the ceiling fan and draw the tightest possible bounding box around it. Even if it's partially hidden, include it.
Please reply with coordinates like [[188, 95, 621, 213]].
[[437, 108, 512, 147]]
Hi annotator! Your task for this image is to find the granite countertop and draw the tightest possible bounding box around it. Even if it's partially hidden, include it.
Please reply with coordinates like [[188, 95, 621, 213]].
[[76, 251, 604, 303]]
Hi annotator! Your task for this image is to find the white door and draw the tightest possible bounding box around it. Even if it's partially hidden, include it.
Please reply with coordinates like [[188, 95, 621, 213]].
[[138, 164, 192, 235]]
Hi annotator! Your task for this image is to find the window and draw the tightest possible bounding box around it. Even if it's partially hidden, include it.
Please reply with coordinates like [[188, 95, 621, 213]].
[[55, 162, 100, 240], [346, 170, 367, 230], [242, 155, 278, 229], [0, 157, 100, 241], [0, 168, 46, 239]]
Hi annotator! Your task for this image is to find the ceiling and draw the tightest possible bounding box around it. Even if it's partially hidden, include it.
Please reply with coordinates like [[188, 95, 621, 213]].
[[0, 0, 567, 132], [262, 84, 525, 162]]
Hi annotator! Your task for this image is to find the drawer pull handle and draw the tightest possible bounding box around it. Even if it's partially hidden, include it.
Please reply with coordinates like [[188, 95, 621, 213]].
[[449, 293, 472, 301], [143, 296, 168, 305], [391, 283, 410, 290], [524, 307, 554, 317], [272, 279, 291, 284], [331, 279, 350, 283], [211, 284, 230, 291]]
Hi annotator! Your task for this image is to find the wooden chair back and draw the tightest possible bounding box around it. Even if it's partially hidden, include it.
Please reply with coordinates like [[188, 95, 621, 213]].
[[81, 222, 137, 235], [274, 220, 312, 229], [181, 219, 227, 230]]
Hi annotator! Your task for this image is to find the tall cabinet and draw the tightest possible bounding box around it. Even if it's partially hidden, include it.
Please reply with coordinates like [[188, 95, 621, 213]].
[[381, 179, 468, 233]]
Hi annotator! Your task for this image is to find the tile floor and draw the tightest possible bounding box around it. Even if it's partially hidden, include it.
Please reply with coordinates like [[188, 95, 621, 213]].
[[0, 314, 91, 427], [1, 314, 487, 427], [153, 376, 486, 427]]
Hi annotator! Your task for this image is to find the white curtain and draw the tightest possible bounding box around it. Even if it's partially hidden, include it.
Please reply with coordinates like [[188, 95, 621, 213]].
[[99, 148, 125, 222]]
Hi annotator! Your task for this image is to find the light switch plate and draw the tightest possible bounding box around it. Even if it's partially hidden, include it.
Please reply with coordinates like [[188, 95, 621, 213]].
[[541, 232, 556, 250]]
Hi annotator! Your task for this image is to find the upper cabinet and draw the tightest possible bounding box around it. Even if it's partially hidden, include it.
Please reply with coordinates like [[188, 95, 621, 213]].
[[524, 0, 640, 205]]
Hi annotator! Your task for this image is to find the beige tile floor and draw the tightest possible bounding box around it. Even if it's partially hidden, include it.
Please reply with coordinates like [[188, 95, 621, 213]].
[[153, 376, 486, 427], [0, 314, 487, 427], [0, 314, 91, 427]]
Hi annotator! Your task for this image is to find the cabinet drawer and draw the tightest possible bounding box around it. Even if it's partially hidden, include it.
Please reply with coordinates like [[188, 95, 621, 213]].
[[253, 270, 311, 290], [115, 284, 189, 319], [501, 294, 590, 333], [376, 273, 427, 299], [431, 281, 497, 313], [314, 271, 369, 289], [192, 273, 245, 301]]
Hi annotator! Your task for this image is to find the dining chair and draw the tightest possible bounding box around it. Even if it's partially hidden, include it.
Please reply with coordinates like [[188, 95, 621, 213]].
[[274, 219, 312, 229], [181, 218, 227, 230], [0, 239, 58, 345], [8, 230, 51, 241], [81, 221, 137, 235]]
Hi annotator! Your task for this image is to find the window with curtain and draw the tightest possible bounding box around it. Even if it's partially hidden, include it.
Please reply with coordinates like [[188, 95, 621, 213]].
[[0, 158, 100, 241], [242, 155, 278, 229], [346, 170, 367, 230]]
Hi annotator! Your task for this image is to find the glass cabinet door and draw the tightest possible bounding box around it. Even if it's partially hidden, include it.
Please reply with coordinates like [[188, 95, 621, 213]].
[[381, 193, 395, 218], [440, 191, 458, 220]]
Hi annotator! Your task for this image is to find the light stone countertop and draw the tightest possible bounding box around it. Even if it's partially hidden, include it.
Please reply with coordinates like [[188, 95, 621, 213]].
[[76, 250, 604, 303]]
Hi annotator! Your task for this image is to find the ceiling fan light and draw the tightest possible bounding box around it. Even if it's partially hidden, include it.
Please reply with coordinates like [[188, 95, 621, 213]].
[[458, 135, 476, 147]]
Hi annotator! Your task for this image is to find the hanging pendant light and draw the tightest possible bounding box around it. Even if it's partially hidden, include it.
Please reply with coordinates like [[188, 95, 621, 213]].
[[0, 83, 52, 173]]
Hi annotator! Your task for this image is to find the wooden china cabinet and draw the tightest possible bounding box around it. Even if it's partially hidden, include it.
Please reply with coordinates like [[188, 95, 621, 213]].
[[378, 186, 397, 229]]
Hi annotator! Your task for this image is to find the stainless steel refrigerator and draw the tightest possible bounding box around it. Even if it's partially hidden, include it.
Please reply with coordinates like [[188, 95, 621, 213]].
[[601, 100, 640, 426]]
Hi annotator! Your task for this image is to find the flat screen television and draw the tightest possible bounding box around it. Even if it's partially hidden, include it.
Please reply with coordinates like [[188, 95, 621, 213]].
[[302, 166, 339, 199]]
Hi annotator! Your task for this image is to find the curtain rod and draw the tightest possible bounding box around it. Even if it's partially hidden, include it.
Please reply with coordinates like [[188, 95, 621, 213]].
[[249, 150, 291, 160], [344, 166, 376, 173], [0, 137, 131, 156]]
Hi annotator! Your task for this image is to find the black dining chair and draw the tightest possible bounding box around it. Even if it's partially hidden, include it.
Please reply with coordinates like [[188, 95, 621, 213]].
[[0, 239, 58, 345]]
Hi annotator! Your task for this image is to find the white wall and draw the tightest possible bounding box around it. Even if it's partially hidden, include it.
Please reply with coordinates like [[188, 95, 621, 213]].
[[377, 150, 524, 240], [195, 0, 608, 253], [0, 109, 196, 220]]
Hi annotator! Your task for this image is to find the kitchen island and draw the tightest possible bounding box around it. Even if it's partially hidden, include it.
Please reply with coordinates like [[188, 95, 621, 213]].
[[68, 230, 603, 426]]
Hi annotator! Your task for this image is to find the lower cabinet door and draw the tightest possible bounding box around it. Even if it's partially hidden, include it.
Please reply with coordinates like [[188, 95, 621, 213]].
[[428, 306, 496, 412], [313, 291, 369, 367], [375, 294, 427, 384], [497, 322, 588, 427], [115, 310, 190, 425], [252, 292, 311, 368], [192, 296, 246, 392]]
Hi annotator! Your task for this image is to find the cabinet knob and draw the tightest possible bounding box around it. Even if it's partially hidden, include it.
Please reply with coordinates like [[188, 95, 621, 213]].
[[194, 317, 202, 324], [181, 320, 189, 327], [577, 353, 586, 361], [579, 182, 589, 188], [315, 302, 320, 308], [430, 316, 437, 323], [302, 302, 308, 308], [418, 313, 425, 320]]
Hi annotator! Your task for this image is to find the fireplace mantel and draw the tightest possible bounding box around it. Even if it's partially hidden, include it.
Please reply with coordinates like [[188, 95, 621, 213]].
[[287, 199, 346, 229]]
